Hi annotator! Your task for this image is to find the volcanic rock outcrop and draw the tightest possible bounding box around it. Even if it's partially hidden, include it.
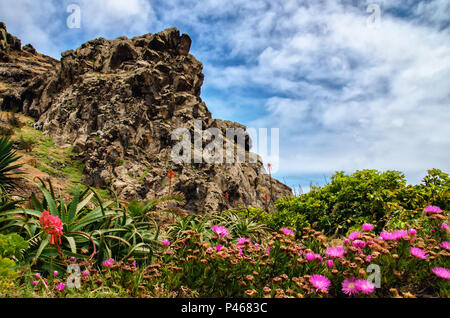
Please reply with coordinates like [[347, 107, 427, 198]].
[[0, 22, 58, 111], [0, 23, 292, 212]]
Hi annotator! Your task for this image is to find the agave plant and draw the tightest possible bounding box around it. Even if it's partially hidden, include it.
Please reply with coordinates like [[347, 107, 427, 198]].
[[167, 214, 209, 242], [0, 136, 22, 191], [0, 179, 117, 268], [207, 210, 270, 242]]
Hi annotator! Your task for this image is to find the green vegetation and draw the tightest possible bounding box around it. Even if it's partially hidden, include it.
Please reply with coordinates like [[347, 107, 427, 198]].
[[0, 136, 22, 191], [266, 169, 449, 236]]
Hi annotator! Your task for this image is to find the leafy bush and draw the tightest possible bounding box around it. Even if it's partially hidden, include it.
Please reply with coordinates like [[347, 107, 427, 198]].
[[270, 169, 449, 236], [0, 233, 28, 281]]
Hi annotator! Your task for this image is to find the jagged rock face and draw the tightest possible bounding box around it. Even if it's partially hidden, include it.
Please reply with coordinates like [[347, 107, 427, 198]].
[[0, 22, 58, 110], [1, 24, 292, 212]]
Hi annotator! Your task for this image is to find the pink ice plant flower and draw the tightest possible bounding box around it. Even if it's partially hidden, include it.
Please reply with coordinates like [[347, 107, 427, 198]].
[[355, 279, 376, 294], [236, 237, 251, 245], [309, 275, 331, 292], [379, 231, 395, 241], [342, 277, 360, 296], [215, 244, 223, 252], [348, 231, 360, 240], [408, 228, 417, 237], [410, 247, 428, 259], [325, 246, 346, 258], [440, 241, 450, 249], [82, 270, 90, 277], [352, 240, 366, 248], [53, 271, 58, 276], [281, 227, 295, 236], [305, 252, 316, 261], [442, 223, 449, 230], [432, 267, 450, 279], [102, 258, 115, 267], [326, 260, 334, 268], [211, 225, 230, 239], [162, 239, 170, 246], [32, 281, 38, 286], [424, 205, 442, 213], [34, 273, 41, 279], [362, 223, 374, 231], [55, 283, 66, 291], [392, 230, 408, 240]]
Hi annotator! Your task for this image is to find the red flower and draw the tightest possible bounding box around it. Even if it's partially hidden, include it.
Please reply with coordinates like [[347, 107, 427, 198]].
[[267, 163, 272, 173], [224, 192, 229, 200], [264, 194, 269, 201], [39, 211, 63, 246], [168, 169, 175, 179]]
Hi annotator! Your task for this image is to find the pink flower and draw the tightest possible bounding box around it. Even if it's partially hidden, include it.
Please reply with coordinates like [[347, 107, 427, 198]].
[[34, 273, 41, 279], [102, 258, 115, 267], [348, 231, 360, 240], [362, 223, 374, 231], [305, 252, 316, 261], [281, 228, 295, 236], [254, 243, 260, 248], [70, 256, 76, 261], [355, 279, 375, 294], [325, 246, 346, 258], [55, 283, 66, 291], [440, 241, 450, 249], [32, 281, 38, 286], [326, 260, 334, 268], [238, 248, 243, 256], [442, 223, 450, 230], [432, 267, 450, 279], [424, 205, 442, 213], [408, 228, 417, 237], [365, 255, 372, 262], [211, 225, 230, 239], [410, 247, 428, 259], [266, 248, 270, 255], [53, 271, 58, 276], [380, 231, 395, 241], [392, 230, 408, 240], [237, 237, 251, 245], [344, 239, 349, 244], [82, 270, 90, 277], [162, 239, 170, 246], [352, 240, 366, 248], [342, 277, 360, 296], [215, 244, 223, 252], [309, 275, 331, 292]]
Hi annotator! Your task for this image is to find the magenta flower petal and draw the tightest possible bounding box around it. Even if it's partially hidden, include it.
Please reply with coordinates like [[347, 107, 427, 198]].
[[309, 275, 331, 292]]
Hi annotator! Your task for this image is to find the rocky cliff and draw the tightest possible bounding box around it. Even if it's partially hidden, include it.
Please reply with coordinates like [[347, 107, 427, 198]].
[[0, 22, 58, 110], [0, 23, 291, 212]]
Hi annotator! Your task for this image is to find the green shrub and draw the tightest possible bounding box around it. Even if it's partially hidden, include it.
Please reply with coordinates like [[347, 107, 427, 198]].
[[270, 169, 449, 236]]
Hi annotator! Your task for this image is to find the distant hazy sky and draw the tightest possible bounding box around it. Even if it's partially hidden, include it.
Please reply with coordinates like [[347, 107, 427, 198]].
[[1, 0, 449, 191]]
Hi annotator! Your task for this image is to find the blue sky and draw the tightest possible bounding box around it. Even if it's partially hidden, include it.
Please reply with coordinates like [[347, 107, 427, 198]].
[[1, 0, 449, 191]]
